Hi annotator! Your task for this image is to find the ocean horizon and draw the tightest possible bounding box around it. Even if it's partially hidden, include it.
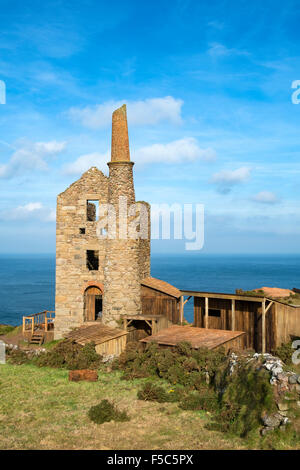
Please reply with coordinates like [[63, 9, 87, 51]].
[[0, 253, 300, 325]]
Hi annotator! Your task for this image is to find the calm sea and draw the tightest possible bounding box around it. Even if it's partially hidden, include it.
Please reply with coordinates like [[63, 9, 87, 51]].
[[0, 253, 300, 325]]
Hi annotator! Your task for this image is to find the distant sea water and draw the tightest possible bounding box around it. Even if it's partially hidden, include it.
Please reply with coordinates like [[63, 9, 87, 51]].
[[0, 253, 300, 325]]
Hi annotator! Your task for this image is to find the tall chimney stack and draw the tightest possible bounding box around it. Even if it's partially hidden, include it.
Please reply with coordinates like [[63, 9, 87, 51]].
[[111, 104, 131, 162]]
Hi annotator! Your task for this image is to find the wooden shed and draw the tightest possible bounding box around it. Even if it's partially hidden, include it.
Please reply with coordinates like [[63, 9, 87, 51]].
[[180, 290, 300, 353], [140, 325, 246, 352], [123, 314, 172, 342], [141, 277, 181, 323], [120, 277, 182, 342], [66, 324, 128, 356]]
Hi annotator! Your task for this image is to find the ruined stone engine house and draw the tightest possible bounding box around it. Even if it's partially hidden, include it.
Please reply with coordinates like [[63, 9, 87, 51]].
[[55, 105, 151, 339]]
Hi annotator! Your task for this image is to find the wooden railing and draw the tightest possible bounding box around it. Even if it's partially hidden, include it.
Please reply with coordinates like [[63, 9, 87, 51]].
[[22, 311, 55, 334]]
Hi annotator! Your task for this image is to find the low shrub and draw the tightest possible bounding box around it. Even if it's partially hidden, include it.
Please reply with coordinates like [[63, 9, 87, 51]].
[[274, 342, 294, 365], [35, 340, 102, 369], [179, 386, 219, 412], [0, 324, 15, 336], [137, 382, 184, 403], [211, 360, 277, 437], [7, 349, 30, 365], [88, 399, 130, 424], [137, 382, 170, 402], [116, 341, 227, 390]]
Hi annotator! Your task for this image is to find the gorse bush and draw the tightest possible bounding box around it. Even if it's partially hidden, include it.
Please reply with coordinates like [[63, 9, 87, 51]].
[[88, 399, 130, 424], [137, 382, 170, 402], [274, 341, 294, 366], [137, 382, 183, 403], [115, 341, 227, 388], [118, 341, 281, 438], [211, 359, 277, 437], [179, 386, 219, 412], [35, 340, 102, 369]]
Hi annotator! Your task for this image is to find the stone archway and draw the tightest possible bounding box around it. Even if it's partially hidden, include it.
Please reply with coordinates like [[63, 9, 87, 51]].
[[84, 286, 103, 322]]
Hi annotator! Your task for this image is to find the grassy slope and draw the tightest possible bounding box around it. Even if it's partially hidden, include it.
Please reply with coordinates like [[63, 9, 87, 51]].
[[0, 363, 246, 450]]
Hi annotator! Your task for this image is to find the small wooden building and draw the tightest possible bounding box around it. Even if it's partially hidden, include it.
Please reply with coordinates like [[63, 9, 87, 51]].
[[66, 324, 128, 356], [123, 314, 171, 342], [181, 290, 300, 353], [120, 277, 182, 341], [141, 277, 181, 323]]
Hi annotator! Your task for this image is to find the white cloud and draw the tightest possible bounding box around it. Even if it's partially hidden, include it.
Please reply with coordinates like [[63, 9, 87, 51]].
[[134, 138, 216, 164], [211, 167, 251, 193], [64, 151, 109, 175], [1, 202, 55, 222], [68, 96, 183, 129], [0, 140, 66, 179], [64, 138, 216, 176], [252, 191, 279, 204], [208, 42, 249, 58]]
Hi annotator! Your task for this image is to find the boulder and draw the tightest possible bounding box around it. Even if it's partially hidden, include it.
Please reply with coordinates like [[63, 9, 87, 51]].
[[69, 369, 98, 382], [262, 413, 283, 428], [288, 375, 298, 385], [277, 402, 289, 412]]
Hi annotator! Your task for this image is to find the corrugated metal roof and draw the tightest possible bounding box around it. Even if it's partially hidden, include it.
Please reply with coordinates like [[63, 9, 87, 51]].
[[140, 325, 245, 350], [66, 323, 127, 346], [141, 277, 181, 299]]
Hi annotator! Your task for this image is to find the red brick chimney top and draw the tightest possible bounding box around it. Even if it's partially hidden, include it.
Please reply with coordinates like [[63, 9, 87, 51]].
[[111, 104, 131, 162]]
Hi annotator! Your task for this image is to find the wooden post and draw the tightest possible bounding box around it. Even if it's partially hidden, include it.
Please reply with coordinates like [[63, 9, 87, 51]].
[[231, 299, 235, 331], [31, 318, 34, 335], [205, 297, 209, 329], [45, 312, 48, 332], [22, 316, 25, 334], [180, 296, 184, 325], [262, 299, 266, 354]]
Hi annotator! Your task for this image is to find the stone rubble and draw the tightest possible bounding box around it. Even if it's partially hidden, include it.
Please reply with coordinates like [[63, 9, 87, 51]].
[[228, 351, 300, 435]]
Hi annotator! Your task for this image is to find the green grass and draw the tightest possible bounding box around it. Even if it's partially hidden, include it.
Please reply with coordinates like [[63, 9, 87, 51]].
[[0, 363, 248, 450], [0, 363, 299, 450], [0, 324, 17, 336]]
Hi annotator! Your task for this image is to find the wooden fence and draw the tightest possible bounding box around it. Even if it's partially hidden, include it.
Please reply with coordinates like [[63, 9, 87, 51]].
[[22, 311, 55, 334]]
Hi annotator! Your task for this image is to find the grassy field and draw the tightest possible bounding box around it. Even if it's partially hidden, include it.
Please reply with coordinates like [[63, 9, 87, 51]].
[[0, 363, 251, 450], [0, 363, 299, 450]]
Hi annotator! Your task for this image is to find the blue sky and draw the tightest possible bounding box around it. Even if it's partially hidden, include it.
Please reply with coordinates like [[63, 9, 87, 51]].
[[1, 0, 300, 253]]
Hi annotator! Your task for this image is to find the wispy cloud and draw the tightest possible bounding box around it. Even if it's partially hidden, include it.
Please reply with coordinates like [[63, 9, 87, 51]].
[[211, 167, 251, 193], [0, 140, 66, 179], [68, 96, 183, 129], [135, 138, 216, 164], [207, 42, 249, 58], [64, 151, 109, 175], [0, 202, 56, 222], [252, 191, 279, 204], [64, 137, 216, 176]]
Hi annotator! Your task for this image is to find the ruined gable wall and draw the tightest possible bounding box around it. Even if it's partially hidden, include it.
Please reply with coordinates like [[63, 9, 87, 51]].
[[55, 167, 109, 339]]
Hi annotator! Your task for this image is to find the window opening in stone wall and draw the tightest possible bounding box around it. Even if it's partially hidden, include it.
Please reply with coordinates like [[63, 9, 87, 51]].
[[86, 250, 99, 270], [87, 200, 99, 221]]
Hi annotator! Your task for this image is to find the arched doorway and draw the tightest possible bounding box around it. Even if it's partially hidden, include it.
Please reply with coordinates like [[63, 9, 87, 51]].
[[84, 286, 102, 322]]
